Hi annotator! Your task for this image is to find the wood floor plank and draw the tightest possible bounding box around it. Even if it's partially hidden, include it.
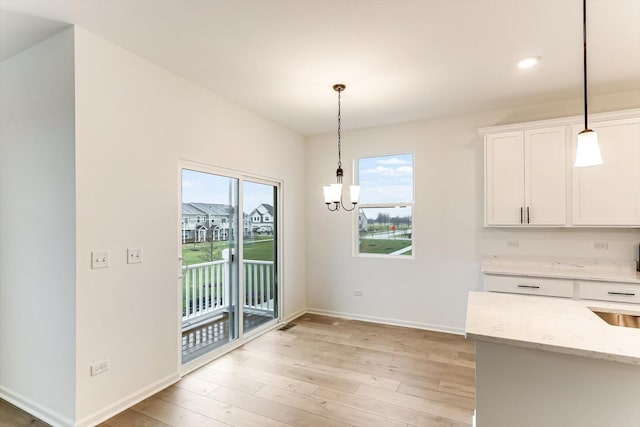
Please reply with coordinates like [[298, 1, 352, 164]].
[[0, 400, 50, 427], [396, 383, 476, 411], [242, 357, 361, 394], [278, 356, 401, 391], [190, 365, 264, 395], [356, 384, 473, 424], [132, 397, 229, 427], [210, 358, 320, 395], [255, 385, 406, 427], [313, 387, 471, 427], [207, 386, 349, 427], [155, 386, 290, 427], [438, 381, 476, 400], [99, 409, 172, 427], [173, 375, 220, 396]]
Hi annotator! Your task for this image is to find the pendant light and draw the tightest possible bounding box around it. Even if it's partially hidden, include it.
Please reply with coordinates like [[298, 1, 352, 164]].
[[574, 0, 603, 167], [323, 84, 360, 211]]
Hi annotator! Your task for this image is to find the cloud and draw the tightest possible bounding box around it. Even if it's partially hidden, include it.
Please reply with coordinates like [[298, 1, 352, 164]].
[[377, 157, 409, 165], [182, 180, 197, 188], [360, 166, 413, 177]]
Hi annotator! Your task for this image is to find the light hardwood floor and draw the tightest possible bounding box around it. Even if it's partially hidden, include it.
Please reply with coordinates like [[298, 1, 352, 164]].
[[1, 314, 475, 427], [103, 314, 475, 427]]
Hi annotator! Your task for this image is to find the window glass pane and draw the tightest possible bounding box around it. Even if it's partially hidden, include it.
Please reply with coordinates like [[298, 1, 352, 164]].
[[358, 206, 412, 256], [358, 154, 413, 204]]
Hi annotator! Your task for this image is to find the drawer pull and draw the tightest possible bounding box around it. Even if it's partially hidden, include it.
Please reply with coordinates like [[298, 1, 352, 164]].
[[607, 291, 636, 296], [518, 285, 540, 289]]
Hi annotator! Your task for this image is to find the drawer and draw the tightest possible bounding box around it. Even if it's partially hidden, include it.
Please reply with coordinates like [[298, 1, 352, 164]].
[[579, 281, 640, 304], [485, 275, 574, 298]]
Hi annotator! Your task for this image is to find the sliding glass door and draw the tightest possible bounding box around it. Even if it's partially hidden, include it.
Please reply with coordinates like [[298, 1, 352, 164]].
[[180, 169, 239, 363], [179, 167, 279, 365], [242, 181, 278, 334]]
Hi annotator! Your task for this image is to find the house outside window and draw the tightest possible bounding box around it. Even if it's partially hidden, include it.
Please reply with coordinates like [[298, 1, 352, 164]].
[[355, 153, 414, 258]]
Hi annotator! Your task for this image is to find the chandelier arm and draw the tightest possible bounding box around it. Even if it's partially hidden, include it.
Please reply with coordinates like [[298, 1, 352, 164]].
[[326, 202, 339, 212], [340, 201, 358, 212]]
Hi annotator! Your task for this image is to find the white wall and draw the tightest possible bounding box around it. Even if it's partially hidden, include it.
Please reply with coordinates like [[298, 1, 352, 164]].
[[306, 90, 640, 333], [0, 28, 76, 426], [71, 27, 306, 425]]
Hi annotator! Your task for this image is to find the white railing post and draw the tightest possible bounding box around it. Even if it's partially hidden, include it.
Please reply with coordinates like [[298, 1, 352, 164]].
[[182, 259, 274, 325]]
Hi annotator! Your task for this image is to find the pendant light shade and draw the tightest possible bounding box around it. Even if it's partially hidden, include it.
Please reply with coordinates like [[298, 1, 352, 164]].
[[575, 129, 603, 167], [574, 0, 603, 167]]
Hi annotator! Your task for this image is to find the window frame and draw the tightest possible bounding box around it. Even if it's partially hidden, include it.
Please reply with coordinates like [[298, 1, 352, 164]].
[[352, 152, 415, 259]]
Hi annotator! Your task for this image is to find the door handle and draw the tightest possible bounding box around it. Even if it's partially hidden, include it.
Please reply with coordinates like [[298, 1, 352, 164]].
[[527, 207, 530, 224], [518, 285, 540, 289], [178, 257, 189, 279], [520, 207, 523, 224], [607, 291, 635, 296]]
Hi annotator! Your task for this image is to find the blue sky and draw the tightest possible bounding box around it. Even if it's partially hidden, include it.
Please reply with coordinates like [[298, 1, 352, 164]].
[[182, 169, 274, 214], [358, 153, 413, 205]]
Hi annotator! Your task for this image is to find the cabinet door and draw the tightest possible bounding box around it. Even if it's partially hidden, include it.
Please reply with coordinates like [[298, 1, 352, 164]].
[[485, 131, 525, 225], [525, 127, 567, 225], [571, 117, 640, 226]]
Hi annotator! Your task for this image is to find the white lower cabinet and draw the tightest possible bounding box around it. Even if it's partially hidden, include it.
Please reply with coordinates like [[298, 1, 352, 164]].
[[579, 281, 640, 304], [485, 274, 640, 304], [485, 275, 574, 298]]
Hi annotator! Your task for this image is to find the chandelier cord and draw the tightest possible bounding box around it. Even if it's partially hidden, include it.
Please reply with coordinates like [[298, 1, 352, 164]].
[[583, 0, 588, 130], [337, 88, 342, 169]]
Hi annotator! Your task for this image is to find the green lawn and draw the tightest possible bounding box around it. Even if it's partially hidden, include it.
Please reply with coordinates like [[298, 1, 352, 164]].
[[359, 239, 412, 255], [181, 238, 274, 264]]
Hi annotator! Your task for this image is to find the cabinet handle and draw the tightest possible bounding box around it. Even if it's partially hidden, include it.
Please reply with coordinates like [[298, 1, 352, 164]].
[[527, 207, 530, 224], [520, 207, 523, 224], [518, 285, 540, 289], [607, 291, 636, 296]]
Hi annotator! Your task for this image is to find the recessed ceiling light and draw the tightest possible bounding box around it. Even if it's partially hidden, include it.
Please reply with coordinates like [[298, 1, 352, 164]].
[[517, 56, 541, 69]]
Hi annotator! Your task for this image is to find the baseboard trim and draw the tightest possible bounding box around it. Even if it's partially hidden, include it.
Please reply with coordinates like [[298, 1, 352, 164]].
[[0, 386, 75, 427], [283, 307, 307, 323], [305, 307, 465, 335], [75, 372, 179, 427]]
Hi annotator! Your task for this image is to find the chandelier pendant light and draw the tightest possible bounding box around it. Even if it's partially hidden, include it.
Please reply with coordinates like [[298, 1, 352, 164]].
[[323, 84, 360, 211], [574, 0, 603, 167]]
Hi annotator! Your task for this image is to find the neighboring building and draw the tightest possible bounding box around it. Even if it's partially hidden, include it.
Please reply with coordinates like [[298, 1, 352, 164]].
[[181, 203, 232, 243], [181, 203, 256, 242], [249, 204, 274, 233]]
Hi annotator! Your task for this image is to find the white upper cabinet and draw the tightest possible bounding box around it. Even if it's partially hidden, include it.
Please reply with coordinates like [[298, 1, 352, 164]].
[[485, 126, 567, 226], [571, 117, 640, 226], [485, 131, 525, 225]]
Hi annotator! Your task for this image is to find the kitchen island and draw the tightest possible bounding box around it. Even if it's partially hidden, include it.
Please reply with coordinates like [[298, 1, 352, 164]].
[[465, 291, 640, 427]]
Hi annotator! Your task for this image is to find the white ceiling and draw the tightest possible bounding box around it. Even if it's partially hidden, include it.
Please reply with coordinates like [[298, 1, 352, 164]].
[[1, 0, 639, 135]]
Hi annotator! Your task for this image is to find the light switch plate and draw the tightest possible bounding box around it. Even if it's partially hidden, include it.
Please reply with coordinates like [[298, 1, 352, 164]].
[[91, 251, 110, 269], [127, 248, 143, 264]]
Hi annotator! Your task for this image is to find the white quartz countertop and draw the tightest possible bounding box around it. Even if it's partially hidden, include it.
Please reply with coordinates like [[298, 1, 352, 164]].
[[465, 291, 640, 365], [481, 256, 640, 284]]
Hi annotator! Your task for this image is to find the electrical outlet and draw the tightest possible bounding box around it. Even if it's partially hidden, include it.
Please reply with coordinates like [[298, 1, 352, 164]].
[[594, 242, 608, 250], [506, 240, 519, 248], [127, 248, 143, 264], [91, 251, 110, 269], [90, 359, 110, 376], [353, 289, 363, 296]]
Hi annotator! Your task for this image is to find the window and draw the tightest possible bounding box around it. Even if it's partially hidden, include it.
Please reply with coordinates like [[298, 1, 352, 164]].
[[355, 153, 414, 257]]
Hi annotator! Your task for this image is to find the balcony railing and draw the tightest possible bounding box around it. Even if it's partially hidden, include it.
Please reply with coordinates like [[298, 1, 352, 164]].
[[181, 259, 275, 325]]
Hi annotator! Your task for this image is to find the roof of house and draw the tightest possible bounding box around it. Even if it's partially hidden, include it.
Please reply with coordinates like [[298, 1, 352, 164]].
[[251, 203, 274, 216], [187, 203, 232, 216], [182, 203, 206, 215]]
